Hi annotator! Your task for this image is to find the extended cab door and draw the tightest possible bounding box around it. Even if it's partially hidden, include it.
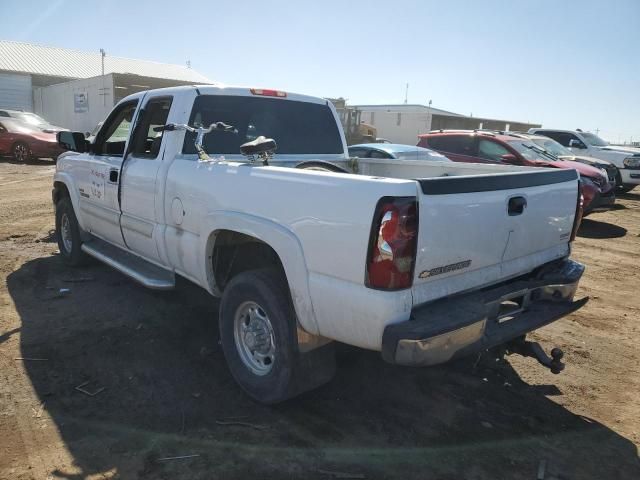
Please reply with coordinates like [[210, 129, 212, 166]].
[[119, 94, 173, 263], [79, 99, 139, 247]]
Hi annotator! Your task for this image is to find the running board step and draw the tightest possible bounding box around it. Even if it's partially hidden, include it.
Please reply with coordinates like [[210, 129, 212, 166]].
[[81, 238, 175, 290]]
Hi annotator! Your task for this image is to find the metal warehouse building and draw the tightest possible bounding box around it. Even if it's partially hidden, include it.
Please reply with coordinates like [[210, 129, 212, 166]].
[[0, 40, 212, 132], [355, 104, 541, 145]]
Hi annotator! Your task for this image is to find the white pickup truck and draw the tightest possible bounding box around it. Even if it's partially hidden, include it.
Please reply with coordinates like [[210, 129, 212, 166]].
[[53, 85, 586, 403], [529, 128, 640, 193]]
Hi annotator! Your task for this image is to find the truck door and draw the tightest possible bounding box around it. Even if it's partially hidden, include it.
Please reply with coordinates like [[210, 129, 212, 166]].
[[119, 94, 173, 262], [80, 99, 139, 247]]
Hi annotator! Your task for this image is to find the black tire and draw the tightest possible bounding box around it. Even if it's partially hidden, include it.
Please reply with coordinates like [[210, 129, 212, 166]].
[[55, 197, 87, 266], [12, 142, 31, 162], [219, 268, 335, 404]]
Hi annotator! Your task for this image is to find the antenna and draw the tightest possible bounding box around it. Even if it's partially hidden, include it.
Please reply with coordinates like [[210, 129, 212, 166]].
[[186, 59, 191, 69], [404, 83, 409, 104]]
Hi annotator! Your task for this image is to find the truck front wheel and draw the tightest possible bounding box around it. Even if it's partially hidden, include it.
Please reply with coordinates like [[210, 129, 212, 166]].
[[55, 197, 87, 266], [219, 268, 334, 404]]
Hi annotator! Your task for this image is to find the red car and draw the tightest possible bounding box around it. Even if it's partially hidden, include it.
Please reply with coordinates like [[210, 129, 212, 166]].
[[0, 118, 65, 162], [418, 130, 615, 215]]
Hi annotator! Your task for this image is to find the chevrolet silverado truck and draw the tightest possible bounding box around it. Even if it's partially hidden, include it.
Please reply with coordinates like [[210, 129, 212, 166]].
[[53, 85, 587, 403]]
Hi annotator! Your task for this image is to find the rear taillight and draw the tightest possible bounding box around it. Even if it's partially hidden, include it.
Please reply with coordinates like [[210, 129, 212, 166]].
[[570, 181, 584, 242], [366, 197, 418, 290]]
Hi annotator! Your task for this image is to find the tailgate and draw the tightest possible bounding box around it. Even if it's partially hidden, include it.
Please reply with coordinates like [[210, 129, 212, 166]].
[[411, 169, 579, 305]]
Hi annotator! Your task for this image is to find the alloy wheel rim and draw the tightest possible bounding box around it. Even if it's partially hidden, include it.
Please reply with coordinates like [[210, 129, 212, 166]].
[[233, 301, 276, 376], [60, 213, 73, 253], [14, 144, 28, 162]]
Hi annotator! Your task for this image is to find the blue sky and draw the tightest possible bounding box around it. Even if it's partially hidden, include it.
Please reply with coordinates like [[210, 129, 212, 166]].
[[1, 0, 639, 142]]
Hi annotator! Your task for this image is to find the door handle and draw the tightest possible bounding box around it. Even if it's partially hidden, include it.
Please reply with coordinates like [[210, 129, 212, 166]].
[[508, 196, 527, 216], [109, 169, 119, 183]]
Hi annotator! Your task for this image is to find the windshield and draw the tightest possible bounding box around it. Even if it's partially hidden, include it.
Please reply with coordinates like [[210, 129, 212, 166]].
[[581, 132, 609, 146], [183, 95, 343, 155], [508, 140, 558, 162], [531, 138, 572, 157], [14, 112, 47, 126]]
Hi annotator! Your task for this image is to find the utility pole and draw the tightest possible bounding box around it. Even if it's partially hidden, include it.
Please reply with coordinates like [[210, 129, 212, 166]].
[[100, 48, 106, 76], [100, 48, 106, 107], [404, 83, 409, 104]]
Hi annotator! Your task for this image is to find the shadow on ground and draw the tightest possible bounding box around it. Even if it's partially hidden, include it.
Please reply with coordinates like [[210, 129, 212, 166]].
[[0, 156, 56, 166], [7, 256, 640, 479], [618, 190, 640, 201], [578, 218, 627, 239]]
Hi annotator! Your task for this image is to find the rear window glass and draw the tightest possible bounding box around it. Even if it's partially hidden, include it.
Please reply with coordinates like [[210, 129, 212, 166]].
[[183, 95, 343, 155]]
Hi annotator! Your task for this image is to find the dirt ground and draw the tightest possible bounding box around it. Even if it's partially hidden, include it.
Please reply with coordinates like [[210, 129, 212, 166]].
[[0, 160, 638, 480]]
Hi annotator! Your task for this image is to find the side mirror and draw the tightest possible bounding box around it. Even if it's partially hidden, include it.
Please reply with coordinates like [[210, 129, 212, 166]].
[[569, 139, 586, 149], [500, 153, 519, 164], [57, 131, 89, 153]]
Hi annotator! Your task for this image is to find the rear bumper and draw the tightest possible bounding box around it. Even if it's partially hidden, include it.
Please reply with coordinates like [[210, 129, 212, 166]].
[[381, 259, 586, 366], [584, 188, 615, 215]]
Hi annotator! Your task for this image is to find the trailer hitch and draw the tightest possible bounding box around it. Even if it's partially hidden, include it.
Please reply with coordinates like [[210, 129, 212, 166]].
[[506, 338, 565, 374]]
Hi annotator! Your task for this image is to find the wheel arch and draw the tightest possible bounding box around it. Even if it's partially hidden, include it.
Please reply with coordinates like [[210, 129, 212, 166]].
[[198, 212, 319, 335], [52, 173, 88, 232]]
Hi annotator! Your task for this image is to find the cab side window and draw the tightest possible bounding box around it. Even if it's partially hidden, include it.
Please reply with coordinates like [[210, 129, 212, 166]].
[[94, 100, 139, 156], [428, 135, 475, 156], [131, 97, 173, 158], [540, 131, 579, 148], [478, 139, 510, 162]]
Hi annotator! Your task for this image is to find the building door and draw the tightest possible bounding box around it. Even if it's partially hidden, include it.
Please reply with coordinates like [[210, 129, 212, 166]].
[[0, 73, 33, 111]]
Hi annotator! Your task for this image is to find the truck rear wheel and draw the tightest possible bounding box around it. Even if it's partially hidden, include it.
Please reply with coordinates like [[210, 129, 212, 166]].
[[55, 197, 87, 266], [219, 268, 334, 404]]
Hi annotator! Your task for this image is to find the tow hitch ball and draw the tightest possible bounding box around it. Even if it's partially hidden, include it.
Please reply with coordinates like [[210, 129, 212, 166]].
[[507, 339, 565, 374]]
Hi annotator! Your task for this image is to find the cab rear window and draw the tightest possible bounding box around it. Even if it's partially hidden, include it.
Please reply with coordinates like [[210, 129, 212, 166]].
[[182, 95, 343, 155]]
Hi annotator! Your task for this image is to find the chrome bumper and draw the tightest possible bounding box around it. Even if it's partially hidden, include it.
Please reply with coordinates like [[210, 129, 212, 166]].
[[381, 259, 586, 366]]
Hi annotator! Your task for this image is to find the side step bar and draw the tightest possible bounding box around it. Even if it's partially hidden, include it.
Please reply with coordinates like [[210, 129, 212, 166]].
[[81, 238, 175, 290]]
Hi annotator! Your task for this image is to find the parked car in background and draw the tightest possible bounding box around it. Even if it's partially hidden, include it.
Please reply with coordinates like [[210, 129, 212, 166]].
[[0, 109, 66, 133], [348, 143, 450, 161], [526, 134, 618, 185], [529, 128, 640, 193], [0, 118, 65, 162], [418, 130, 615, 215]]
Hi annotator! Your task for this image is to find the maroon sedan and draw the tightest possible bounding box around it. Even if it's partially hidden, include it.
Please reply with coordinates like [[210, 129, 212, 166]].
[[0, 118, 65, 162]]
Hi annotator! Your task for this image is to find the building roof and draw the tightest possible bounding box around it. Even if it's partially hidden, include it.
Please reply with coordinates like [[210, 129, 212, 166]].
[[353, 104, 463, 116], [0, 40, 212, 83]]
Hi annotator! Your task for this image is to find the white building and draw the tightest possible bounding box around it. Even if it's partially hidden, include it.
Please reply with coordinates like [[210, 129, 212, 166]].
[[355, 104, 540, 144], [0, 40, 212, 131]]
